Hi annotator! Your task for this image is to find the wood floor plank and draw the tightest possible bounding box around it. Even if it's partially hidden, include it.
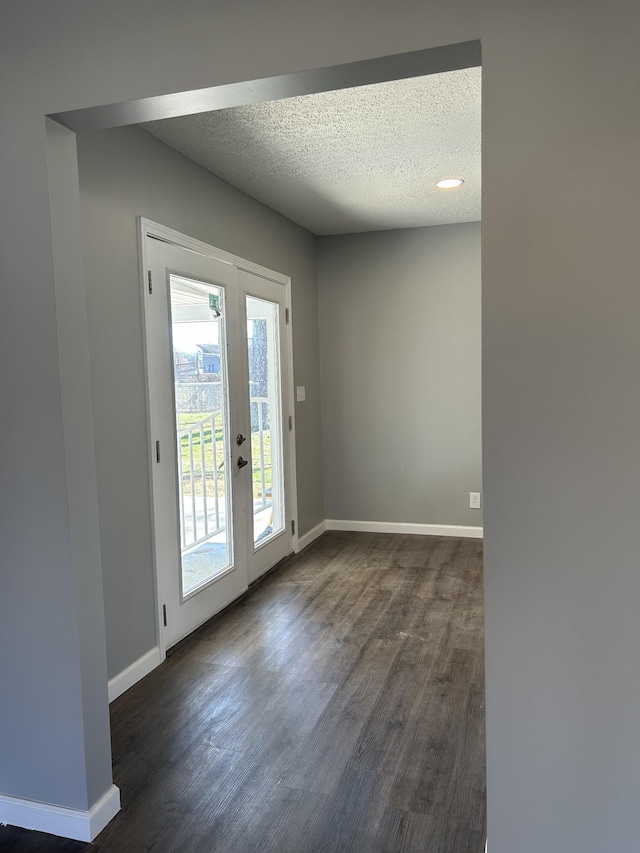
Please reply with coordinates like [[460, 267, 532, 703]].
[[346, 629, 449, 778], [0, 531, 486, 853], [194, 782, 327, 852], [300, 765, 396, 852], [372, 806, 437, 853], [277, 637, 404, 794], [388, 648, 479, 816]]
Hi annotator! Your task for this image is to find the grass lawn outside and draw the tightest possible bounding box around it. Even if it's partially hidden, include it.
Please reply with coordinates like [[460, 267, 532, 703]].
[[177, 411, 272, 500]]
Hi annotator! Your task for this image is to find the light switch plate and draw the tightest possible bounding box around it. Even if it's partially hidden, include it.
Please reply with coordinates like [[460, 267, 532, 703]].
[[296, 386, 306, 402]]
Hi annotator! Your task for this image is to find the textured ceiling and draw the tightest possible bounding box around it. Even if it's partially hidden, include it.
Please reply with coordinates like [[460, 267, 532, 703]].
[[143, 67, 481, 236]]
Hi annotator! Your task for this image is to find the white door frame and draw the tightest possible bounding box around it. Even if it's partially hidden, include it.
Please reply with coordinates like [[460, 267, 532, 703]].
[[138, 217, 299, 659]]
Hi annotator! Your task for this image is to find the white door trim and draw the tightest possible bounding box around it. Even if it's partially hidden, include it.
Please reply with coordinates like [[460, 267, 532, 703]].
[[138, 218, 298, 658], [138, 218, 291, 285]]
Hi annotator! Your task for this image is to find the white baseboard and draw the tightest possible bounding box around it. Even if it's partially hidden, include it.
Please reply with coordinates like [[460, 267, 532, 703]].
[[325, 519, 483, 538], [108, 646, 163, 703], [0, 783, 120, 842], [296, 520, 327, 552]]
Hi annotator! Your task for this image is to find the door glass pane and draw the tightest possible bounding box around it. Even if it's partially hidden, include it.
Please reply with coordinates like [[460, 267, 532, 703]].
[[246, 296, 285, 547], [169, 275, 232, 597]]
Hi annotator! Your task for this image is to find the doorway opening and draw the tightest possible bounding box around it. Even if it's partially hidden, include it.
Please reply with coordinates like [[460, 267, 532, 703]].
[[45, 37, 484, 846], [63, 42, 483, 694]]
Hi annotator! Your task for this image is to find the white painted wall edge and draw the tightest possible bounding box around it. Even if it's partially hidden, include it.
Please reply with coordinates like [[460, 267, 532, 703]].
[[325, 519, 483, 538], [295, 520, 327, 552], [107, 646, 163, 703], [0, 784, 120, 842]]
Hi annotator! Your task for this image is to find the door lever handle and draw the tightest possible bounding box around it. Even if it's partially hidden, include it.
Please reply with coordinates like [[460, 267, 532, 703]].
[[237, 456, 249, 469]]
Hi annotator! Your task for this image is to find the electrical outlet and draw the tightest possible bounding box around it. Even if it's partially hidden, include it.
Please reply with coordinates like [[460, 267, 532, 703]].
[[470, 492, 481, 509], [296, 386, 306, 402]]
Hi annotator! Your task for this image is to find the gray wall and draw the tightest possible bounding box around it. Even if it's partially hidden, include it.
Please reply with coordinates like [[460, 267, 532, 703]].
[[2, 2, 640, 850], [0, 118, 112, 812], [318, 224, 481, 526], [76, 125, 324, 679]]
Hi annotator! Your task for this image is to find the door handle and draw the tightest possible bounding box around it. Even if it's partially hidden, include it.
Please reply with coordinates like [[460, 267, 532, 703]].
[[237, 456, 249, 469], [236, 433, 247, 445]]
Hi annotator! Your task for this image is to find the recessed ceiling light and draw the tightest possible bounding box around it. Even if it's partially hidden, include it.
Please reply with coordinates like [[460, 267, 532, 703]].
[[436, 178, 465, 189]]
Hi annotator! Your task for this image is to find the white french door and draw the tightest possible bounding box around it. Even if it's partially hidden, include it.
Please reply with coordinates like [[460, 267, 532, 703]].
[[142, 225, 294, 650], [239, 270, 293, 584]]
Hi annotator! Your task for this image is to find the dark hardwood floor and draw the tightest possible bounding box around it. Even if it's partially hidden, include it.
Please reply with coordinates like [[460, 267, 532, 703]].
[[2, 531, 486, 852]]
